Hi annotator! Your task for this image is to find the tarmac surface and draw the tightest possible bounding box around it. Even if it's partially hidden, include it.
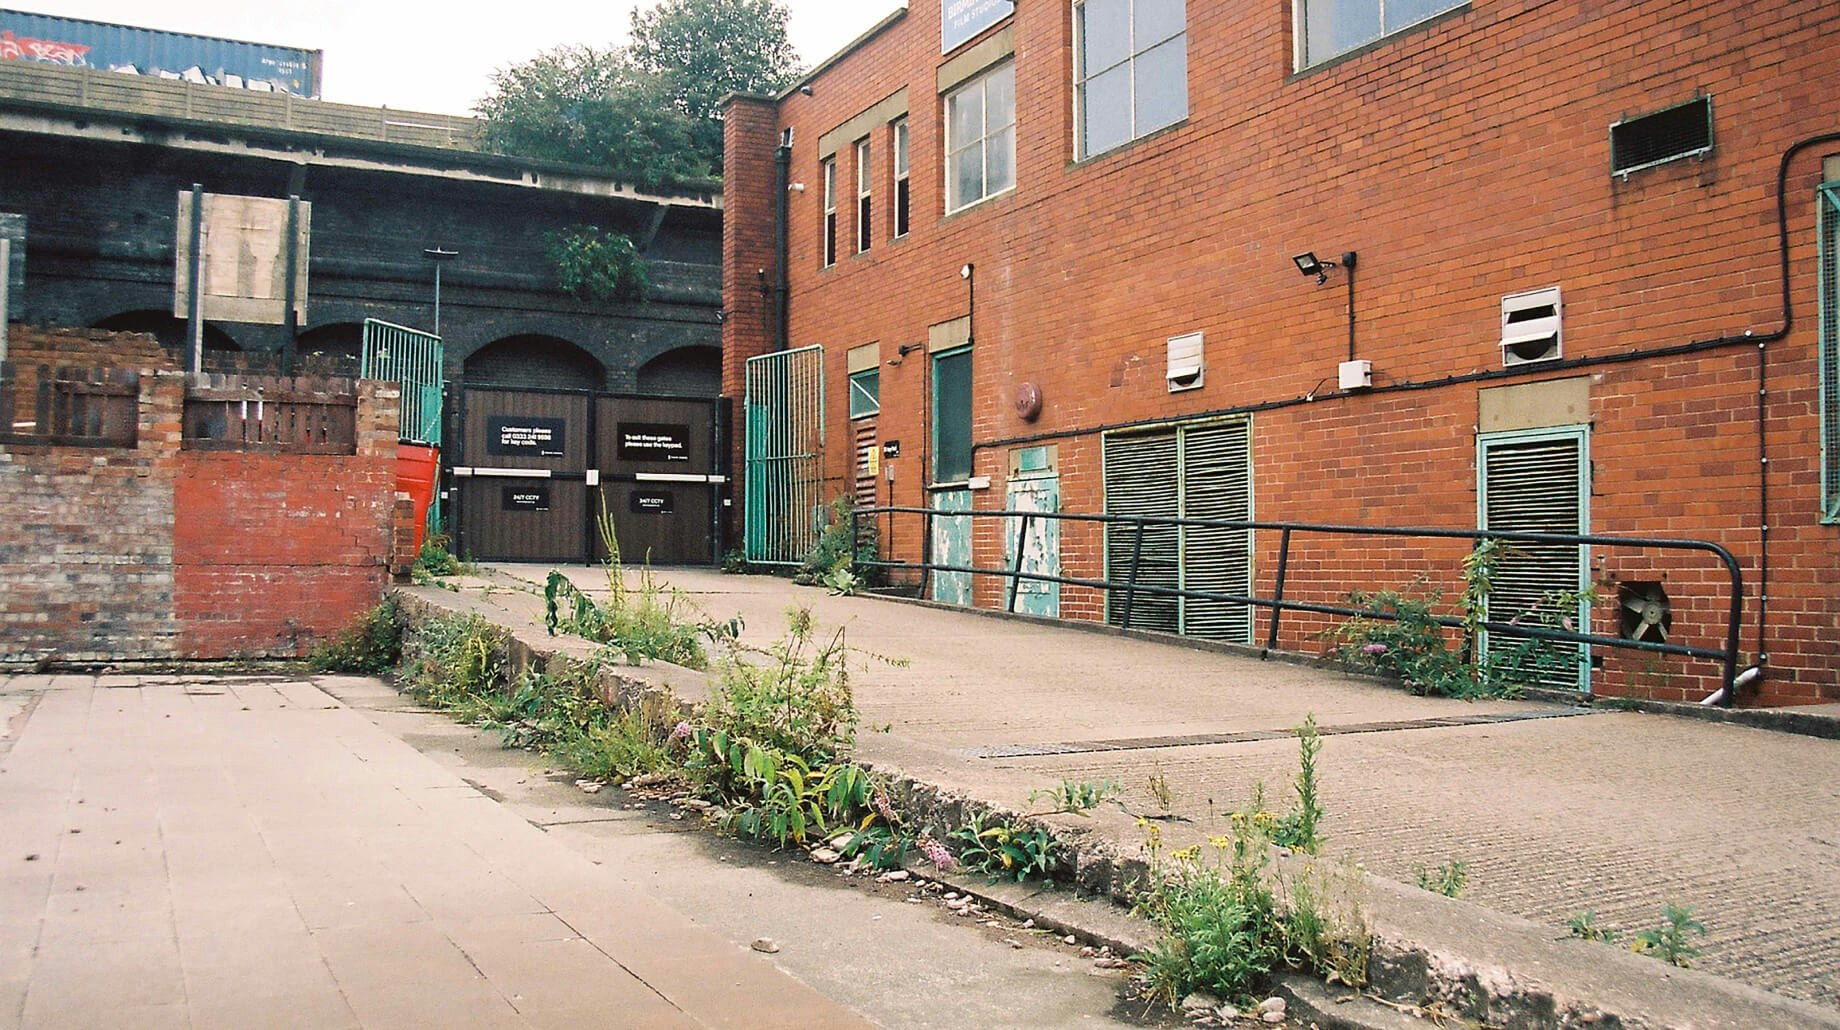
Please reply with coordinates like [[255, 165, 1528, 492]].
[[528, 564, 1840, 1015]]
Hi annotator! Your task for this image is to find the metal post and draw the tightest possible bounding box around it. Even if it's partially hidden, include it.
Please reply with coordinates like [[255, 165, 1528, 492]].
[[423, 247, 457, 338], [1121, 519, 1145, 629], [186, 184, 205, 373], [0, 237, 10, 365], [920, 507, 935, 600], [1006, 512, 1032, 613], [282, 195, 300, 376], [1264, 527, 1294, 659]]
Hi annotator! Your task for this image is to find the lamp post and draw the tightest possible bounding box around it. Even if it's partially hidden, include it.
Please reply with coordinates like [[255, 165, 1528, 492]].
[[423, 247, 458, 337]]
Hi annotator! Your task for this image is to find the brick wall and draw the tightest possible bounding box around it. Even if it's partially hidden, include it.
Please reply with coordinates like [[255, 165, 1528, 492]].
[[0, 328, 406, 665], [724, 0, 1840, 705]]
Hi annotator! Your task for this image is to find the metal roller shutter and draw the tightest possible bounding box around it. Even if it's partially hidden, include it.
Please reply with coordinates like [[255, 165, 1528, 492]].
[[1479, 429, 1590, 692]]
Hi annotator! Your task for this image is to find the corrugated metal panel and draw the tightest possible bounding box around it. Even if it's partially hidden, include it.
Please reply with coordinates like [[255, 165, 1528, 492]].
[[0, 10, 320, 96], [1181, 421, 1253, 642], [1820, 184, 1840, 523], [1480, 431, 1588, 691], [1104, 430, 1181, 633]]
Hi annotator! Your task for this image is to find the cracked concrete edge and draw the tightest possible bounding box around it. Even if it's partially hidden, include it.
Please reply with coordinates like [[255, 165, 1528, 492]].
[[386, 584, 1840, 1030]]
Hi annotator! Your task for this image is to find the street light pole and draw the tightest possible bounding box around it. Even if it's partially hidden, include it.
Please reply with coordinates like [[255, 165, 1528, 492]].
[[423, 247, 458, 337]]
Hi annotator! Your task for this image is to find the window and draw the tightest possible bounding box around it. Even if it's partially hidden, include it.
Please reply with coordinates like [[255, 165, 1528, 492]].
[[1820, 181, 1840, 523], [1297, 0, 1464, 69], [1074, 0, 1187, 159], [855, 138, 873, 254], [849, 367, 880, 418], [932, 347, 973, 482], [821, 158, 837, 267], [892, 118, 911, 238], [945, 63, 1016, 214]]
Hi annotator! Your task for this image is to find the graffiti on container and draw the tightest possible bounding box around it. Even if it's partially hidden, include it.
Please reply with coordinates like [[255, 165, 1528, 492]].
[[0, 31, 92, 66]]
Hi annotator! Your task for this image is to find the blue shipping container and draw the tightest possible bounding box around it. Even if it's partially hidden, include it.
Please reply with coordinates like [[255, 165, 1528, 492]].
[[0, 9, 321, 97]]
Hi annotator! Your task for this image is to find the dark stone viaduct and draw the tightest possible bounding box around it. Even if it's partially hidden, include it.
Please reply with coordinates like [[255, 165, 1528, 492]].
[[0, 61, 723, 397]]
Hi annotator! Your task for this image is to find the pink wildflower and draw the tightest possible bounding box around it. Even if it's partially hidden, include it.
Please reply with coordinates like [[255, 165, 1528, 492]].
[[1361, 642, 1389, 655], [918, 835, 957, 871], [670, 720, 694, 743], [873, 792, 898, 825]]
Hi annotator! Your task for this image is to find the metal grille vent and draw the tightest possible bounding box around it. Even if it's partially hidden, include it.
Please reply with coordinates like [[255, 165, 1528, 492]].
[[1104, 421, 1253, 642], [1611, 96, 1712, 177], [1480, 433, 1587, 691]]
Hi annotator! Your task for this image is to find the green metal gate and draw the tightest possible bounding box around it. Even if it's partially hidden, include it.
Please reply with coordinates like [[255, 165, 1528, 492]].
[[361, 318, 444, 446], [744, 346, 824, 564]]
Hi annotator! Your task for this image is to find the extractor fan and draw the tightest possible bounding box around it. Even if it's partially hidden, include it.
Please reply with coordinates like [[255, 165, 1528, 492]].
[[1618, 581, 1672, 643]]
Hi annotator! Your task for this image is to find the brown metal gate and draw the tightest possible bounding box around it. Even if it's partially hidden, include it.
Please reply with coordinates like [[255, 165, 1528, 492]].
[[451, 386, 726, 565]]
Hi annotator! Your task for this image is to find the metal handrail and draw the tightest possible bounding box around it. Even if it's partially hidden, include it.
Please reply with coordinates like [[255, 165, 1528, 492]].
[[851, 504, 1747, 703]]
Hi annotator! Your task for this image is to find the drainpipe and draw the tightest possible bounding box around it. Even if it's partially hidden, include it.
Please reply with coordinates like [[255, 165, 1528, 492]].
[[774, 133, 792, 353]]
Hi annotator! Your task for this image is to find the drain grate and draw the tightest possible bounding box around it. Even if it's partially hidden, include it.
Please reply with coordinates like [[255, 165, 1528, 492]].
[[967, 707, 1597, 759]]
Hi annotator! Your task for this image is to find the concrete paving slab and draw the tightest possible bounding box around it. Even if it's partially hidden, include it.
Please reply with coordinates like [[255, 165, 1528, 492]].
[[0, 674, 878, 1030]]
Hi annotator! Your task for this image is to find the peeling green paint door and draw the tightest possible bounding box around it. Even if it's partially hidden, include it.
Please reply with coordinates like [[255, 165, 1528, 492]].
[[930, 488, 973, 606], [1005, 473, 1059, 618]]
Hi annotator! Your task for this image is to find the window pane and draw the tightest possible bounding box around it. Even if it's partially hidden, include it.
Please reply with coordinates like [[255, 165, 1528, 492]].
[[823, 160, 835, 208], [1079, 0, 1131, 77], [1133, 35, 1187, 136], [850, 370, 880, 418], [933, 350, 973, 483], [986, 64, 1016, 132], [1384, 0, 1460, 33], [1135, 0, 1186, 48], [894, 121, 909, 176], [857, 142, 871, 192], [985, 125, 1015, 195], [951, 146, 984, 210], [1304, 0, 1381, 64], [948, 88, 982, 152], [895, 180, 910, 236], [1081, 64, 1132, 157]]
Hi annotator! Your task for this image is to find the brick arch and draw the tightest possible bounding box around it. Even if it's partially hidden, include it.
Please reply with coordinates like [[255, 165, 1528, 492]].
[[463, 335, 604, 392], [635, 345, 722, 398], [91, 310, 241, 353]]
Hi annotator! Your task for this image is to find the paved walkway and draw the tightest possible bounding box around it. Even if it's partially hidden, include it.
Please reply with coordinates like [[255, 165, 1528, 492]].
[[526, 565, 1840, 1014], [0, 673, 873, 1029]]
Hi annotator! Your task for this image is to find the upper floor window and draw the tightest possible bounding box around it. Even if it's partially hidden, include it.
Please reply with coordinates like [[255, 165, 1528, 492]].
[[855, 139, 873, 254], [892, 118, 911, 238], [821, 157, 838, 268], [1074, 0, 1187, 159], [1297, 0, 1463, 69], [945, 62, 1016, 214]]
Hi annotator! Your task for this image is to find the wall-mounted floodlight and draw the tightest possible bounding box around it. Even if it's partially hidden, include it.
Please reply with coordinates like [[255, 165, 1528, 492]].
[[1293, 251, 1332, 284]]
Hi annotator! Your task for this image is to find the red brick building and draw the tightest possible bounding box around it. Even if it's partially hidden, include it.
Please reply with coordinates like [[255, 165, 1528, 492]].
[[723, 0, 1840, 706]]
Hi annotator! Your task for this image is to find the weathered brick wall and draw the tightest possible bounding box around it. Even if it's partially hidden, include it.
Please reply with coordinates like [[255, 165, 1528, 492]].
[[0, 328, 181, 663], [171, 380, 401, 658], [725, 0, 1840, 705], [0, 328, 406, 664]]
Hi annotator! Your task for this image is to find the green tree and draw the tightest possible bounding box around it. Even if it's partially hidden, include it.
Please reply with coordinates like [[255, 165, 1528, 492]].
[[474, 45, 703, 187], [628, 0, 803, 174]]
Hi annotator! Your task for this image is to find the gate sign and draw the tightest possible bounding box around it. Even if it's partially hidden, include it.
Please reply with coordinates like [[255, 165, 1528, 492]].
[[942, 0, 1012, 53], [488, 416, 566, 458], [503, 485, 551, 512], [617, 422, 691, 462], [630, 489, 675, 515]]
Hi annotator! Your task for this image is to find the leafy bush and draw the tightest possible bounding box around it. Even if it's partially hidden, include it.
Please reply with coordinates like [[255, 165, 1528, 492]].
[[1633, 904, 1705, 968], [1413, 860, 1468, 898], [794, 495, 880, 587], [1030, 778, 1121, 816], [399, 612, 508, 710], [949, 810, 1058, 882], [542, 508, 711, 669], [308, 597, 404, 675], [705, 606, 860, 763], [547, 225, 649, 304]]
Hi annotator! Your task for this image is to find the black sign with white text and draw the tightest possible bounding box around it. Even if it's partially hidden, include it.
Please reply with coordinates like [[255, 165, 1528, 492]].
[[502, 486, 551, 512], [629, 490, 675, 515], [617, 422, 691, 462], [487, 416, 566, 458]]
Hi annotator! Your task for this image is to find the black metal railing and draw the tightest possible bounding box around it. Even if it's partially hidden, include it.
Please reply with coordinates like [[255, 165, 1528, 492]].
[[851, 505, 1747, 703]]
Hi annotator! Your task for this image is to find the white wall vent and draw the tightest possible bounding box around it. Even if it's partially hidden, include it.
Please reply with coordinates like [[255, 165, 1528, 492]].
[[1167, 331, 1204, 392], [1501, 286, 1562, 367]]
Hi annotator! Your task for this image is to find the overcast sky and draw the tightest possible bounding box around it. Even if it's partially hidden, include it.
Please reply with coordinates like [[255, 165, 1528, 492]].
[[39, 1, 904, 115]]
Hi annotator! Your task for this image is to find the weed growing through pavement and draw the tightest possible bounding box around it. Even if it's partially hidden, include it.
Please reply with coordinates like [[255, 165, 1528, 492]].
[[542, 505, 716, 669], [1146, 767, 1175, 811], [1413, 860, 1469, 898], [307, 596, 404, 675], [1030, 778, 1121, 817], [1567, 910, 1619, 944], [948, 810, 1059, 882], [1131, 714, 1369, 1011], [1632, 903, 1705, 968]]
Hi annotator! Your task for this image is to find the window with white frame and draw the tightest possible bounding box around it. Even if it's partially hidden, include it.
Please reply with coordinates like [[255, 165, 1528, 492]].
[[1297, 0, 1464, 69], [945, 62, 1016, 214], [855, 138, 873, 254], [892, 118, 911, 238], [821, 157, 837, 267], [1074, 0, 1188, 160]]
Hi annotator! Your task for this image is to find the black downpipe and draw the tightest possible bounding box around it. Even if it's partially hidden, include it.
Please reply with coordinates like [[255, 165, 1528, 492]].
[[773, 140, 792, 353]]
